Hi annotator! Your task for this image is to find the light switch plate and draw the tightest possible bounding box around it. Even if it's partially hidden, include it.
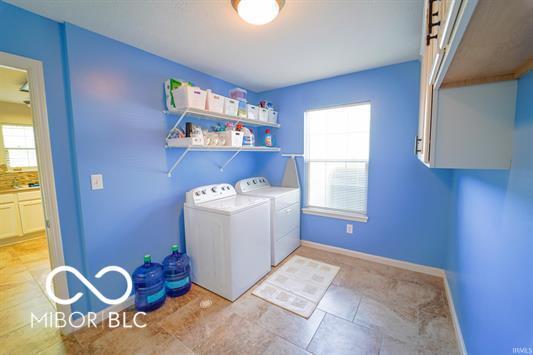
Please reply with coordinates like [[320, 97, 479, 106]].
[[91, 174, 104, 190], [346, 224, 353, 234]]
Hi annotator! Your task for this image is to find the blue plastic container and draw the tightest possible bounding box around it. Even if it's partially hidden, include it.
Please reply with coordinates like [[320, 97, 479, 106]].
[[162, 244, 191, 297], [132, 255, 166, 312]]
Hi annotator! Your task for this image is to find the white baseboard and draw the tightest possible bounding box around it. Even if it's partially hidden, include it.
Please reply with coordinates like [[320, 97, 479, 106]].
[[62, 296, 135, 335], [300, 240, 466, 354], [300, 240, 445, 277], [443, 273, 467, 355]]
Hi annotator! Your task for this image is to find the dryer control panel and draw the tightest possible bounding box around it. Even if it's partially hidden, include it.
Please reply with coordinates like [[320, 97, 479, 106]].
[[186, 183, 236, 205], [235, 177, 270, 193]]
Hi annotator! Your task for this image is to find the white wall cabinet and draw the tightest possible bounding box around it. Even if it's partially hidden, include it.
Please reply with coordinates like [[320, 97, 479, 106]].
[[0, 190, 45, 240], [417, 0, 522, 169]]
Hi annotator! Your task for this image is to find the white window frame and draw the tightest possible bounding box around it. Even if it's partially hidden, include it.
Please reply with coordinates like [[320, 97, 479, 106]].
[[1, 123, 38, 171], [302, 102, 371, 223]]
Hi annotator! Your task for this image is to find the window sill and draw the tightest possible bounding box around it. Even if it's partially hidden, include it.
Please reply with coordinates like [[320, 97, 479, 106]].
[[7, 168, 38, 173], [302, 207, 368, 223]]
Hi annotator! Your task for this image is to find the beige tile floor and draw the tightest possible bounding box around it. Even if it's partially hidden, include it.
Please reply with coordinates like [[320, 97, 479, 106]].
[[0, 237, 459, 354]]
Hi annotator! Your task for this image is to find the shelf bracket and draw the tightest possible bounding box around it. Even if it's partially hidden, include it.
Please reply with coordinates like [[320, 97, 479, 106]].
[[165, 109, 189, 141], [167, 147, 190, 177], [281, 153, 304, 158], [219, 150, 241, 172]]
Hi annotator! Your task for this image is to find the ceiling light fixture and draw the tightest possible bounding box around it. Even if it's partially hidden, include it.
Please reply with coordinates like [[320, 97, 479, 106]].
[[231, 0, 285, 26]]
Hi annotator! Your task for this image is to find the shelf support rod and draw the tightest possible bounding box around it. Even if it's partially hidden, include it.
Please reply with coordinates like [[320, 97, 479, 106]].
[[219, 150, 241, 172], [168, 147, 190, 177], [165, 109, 189, 141]]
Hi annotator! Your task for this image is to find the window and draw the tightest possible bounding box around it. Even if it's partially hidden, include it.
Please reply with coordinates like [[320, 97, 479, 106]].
[[2, 125, 37, 169], [303, 103, 371, 222]]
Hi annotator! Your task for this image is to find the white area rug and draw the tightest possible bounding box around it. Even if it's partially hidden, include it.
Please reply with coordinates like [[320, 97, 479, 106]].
[[252, 255, 340, 318]]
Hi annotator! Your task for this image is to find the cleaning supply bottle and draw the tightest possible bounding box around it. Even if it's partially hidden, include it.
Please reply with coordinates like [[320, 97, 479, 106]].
[[249, 128, 255, 146], [132, 255, 166, 312], [265, 129, 272, 147], [162, 244, 191, 297], [242, 127, 255, 146]]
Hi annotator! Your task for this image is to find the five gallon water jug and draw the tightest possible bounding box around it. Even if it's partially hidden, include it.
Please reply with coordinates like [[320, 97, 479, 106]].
[[162, 244, 191, 297], [132, 255, 166, 312]]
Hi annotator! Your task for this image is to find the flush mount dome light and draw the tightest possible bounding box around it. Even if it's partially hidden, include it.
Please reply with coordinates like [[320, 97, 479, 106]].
[[232, 0, 285, 25]]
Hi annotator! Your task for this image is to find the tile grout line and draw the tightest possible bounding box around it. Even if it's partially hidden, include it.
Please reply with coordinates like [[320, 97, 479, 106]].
[[351, 294, 363, 322], [304, 309, 326, 352]]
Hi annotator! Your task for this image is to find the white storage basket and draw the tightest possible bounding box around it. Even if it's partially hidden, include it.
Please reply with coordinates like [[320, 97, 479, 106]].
[[224, 98, 239, 116], [172, 86, 207, 110], [221, 131, 244, 147], [247, 105, 259, 120], [268, 110, 278, 124], [206, 91, 225, 113], [167, 136, 204, 147], [258, 108, 269, 122]]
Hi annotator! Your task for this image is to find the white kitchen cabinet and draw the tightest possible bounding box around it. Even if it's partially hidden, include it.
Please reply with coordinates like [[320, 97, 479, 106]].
[[0, 202, 21, 239], [0, 190, 45, 240], [18, 199, 45, 235]]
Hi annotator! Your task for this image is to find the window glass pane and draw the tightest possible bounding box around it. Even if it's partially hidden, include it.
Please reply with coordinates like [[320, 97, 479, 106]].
[[309, 133, 328, 160], [2, 125, 35, 149], [7, 149, 36, 168], [326, 161, 368, 213], [308, 161, 368, 214], [308, 162, 327, 207], [305, 103, 371, 215]]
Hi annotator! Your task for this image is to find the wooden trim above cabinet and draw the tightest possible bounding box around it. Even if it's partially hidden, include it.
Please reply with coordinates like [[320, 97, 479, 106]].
[[441, 0, 533, 87], [441, 59, 533, 88]]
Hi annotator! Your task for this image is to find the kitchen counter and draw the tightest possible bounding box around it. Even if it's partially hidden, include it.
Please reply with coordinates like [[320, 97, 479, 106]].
[[0, 187, 41, 194]]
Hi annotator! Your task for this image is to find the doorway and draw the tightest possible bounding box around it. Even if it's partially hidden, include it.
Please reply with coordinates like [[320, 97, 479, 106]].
[[0, 51, 71, 346]]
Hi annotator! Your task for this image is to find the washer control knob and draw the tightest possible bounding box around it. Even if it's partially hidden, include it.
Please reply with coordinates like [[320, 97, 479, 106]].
[[202, 190, 206, 195], [211, 187, 217, 192], [195, 191, 200, 196]]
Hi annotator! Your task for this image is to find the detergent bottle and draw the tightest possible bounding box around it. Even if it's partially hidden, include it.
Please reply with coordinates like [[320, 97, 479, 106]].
[[265, 129, 272, 147], [243, 127, 255, 146]]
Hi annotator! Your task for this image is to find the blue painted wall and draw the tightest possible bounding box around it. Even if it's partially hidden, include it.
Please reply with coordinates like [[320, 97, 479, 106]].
[[0, 2, 89, 313], [447, 72, 533, 354], [257, 62, 453, 268], [0, 3, 265, 313], [62, 24, 268, 311]]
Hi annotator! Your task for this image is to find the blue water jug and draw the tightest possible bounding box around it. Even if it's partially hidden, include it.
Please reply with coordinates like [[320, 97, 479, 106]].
[[132, 255, 166, 312], [163, 244, 191, 297]]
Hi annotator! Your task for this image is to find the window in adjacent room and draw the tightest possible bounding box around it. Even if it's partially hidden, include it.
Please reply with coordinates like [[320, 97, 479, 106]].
[[2, 124, 37, 169], [303, 103, 371, 222]]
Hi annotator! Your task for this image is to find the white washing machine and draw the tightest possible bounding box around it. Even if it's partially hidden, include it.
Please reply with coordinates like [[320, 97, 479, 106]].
[[235, 177, 300, 266], [184, 183, 271, 301]]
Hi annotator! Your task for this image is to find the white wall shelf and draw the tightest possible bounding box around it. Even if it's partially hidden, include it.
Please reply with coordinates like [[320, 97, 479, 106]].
[[164, 107, 281, 176], [167, 146, 280, 177], [164, 107, 281, 131]]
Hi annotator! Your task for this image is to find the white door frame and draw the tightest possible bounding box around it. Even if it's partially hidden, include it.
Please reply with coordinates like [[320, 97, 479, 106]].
[[0, 51, 72, 330]]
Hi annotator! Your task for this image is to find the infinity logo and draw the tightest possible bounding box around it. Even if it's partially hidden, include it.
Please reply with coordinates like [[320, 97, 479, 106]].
[[46, 266, 132, 305]]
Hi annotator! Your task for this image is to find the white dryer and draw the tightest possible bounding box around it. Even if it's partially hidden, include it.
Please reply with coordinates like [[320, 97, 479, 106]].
[[235, 177, 300, 266], [184, 183, 271, 301]]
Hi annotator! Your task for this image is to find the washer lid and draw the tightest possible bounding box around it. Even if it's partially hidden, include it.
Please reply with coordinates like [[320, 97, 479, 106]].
[[241, 186, 299, 200], [187, 195, 269, 215]]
